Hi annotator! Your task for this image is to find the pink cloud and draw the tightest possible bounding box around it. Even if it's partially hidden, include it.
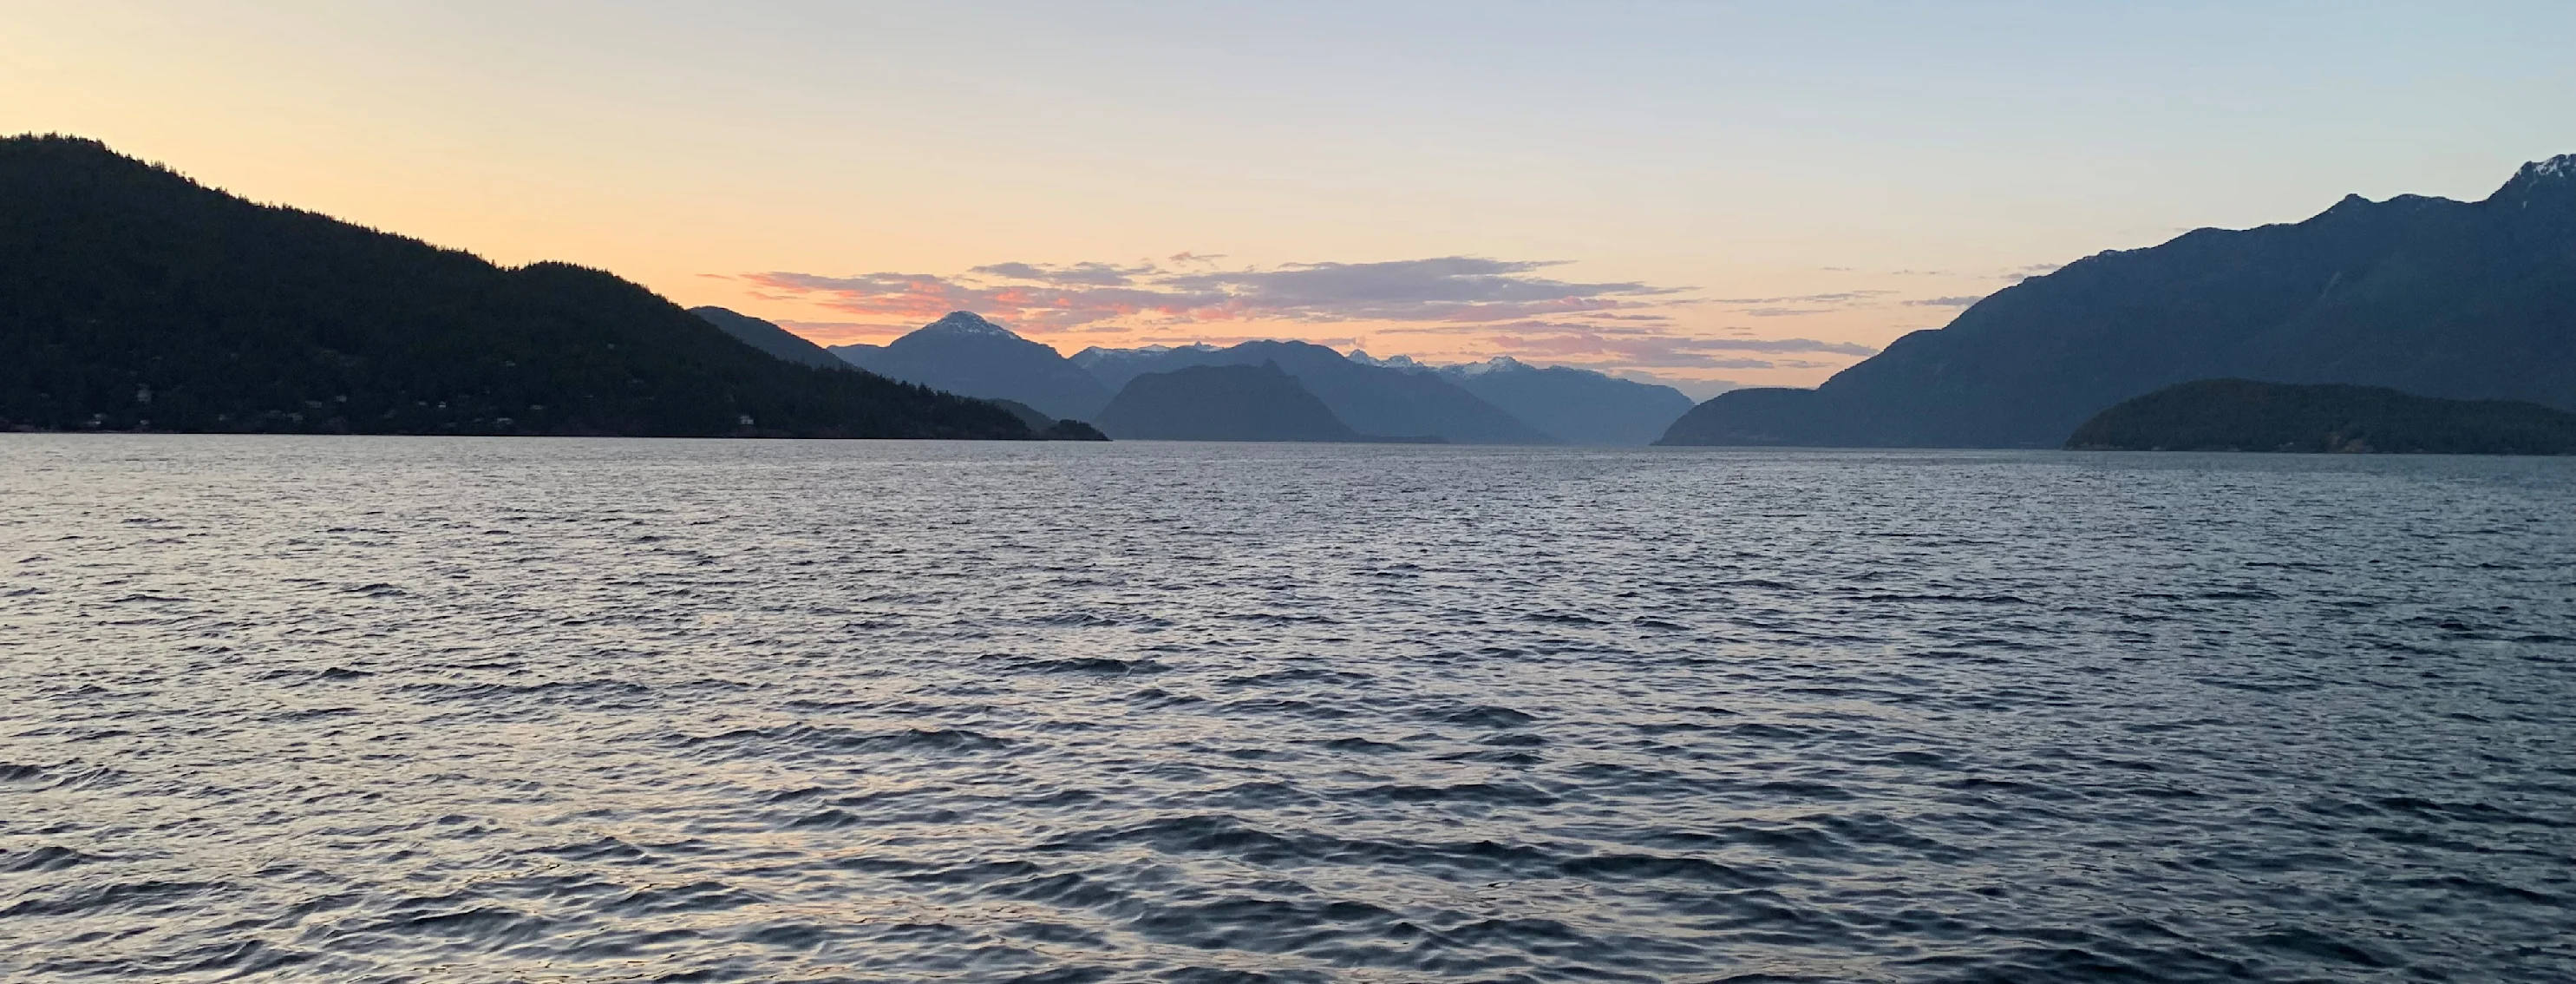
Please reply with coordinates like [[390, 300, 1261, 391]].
[[743, 255, 1682, 335], [732, 253, 1912, 384]]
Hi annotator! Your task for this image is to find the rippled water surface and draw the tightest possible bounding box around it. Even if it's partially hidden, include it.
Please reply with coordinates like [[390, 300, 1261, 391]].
[[3, 436, 2573, 982]]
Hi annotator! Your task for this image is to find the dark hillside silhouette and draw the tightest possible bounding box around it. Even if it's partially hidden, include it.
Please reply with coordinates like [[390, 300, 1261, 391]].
[[0, 135, 1031, 438], [2068, 379, 2576, 454]]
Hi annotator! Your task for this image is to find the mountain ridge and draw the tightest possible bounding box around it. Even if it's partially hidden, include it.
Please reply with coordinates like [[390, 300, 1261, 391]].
[[1660, 154, 2576, 448]]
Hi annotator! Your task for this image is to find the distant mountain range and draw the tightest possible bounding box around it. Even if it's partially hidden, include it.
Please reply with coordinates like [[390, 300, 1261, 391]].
[[1661, 154, 2576, 447], [0, 135, 1034, 439], [828, 312, 1115, 422], [1428, 357, 1696, 447], [2068, 379, 2576, 455], [1078, 339, 1554, 444], [821, 313, 1694, 444]]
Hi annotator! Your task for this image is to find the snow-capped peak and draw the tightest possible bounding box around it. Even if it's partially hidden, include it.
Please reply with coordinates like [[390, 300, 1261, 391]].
[[919, 311, 1021, 339], [2491, 154, 2576, 207], [1346, 350, 1426, 370], [1452, 356, 1530, 377]]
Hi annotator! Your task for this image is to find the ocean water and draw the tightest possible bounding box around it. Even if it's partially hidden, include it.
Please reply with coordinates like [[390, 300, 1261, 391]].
[[2, 436, 2571, 983]]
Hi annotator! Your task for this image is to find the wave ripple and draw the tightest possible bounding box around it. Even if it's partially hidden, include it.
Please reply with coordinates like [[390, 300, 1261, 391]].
[[3, 438, 2572, 981]]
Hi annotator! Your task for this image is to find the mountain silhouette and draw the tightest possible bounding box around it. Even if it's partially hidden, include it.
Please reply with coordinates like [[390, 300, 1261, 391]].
[[2069, 379, 2576, 454], [0, 135, 1029, 438], [1095, 362, 1361, 442], [690, 306, 848, 370], [832, 312, 1112, 422], [1429, 357, 1693, 445], [1662, 154, 2576, 447], [1075, 340, 1553, 444]]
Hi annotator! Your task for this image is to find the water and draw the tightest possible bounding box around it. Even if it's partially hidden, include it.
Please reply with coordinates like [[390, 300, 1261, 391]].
[[3, 436, 2571, 983]]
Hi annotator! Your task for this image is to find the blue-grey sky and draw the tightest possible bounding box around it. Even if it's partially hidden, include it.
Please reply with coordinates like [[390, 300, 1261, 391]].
[[8, 1, 2568, 390]]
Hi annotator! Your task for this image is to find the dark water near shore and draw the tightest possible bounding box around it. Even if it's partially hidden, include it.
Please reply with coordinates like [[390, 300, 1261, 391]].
[[3, 437, 2572, 982]]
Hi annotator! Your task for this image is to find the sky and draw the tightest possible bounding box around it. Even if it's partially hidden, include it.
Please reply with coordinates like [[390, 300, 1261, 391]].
[[6, 2, 2570, 394]]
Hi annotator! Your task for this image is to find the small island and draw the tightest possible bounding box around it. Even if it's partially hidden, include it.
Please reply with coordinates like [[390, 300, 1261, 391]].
[[2066, 379, 2576, 455]]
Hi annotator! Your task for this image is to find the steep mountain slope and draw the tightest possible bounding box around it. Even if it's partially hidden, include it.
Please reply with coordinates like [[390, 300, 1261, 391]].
[[1074, 340, 1553, 443], [834, 312, 1112, 421], [1662, 154, 2576, 447], [0, 135, 1030, 438], [690, 306, 849, 370], [1435, 358, 1694, 445], [1095, 362, 1360, 442], [2069, 379, 2576, 454]]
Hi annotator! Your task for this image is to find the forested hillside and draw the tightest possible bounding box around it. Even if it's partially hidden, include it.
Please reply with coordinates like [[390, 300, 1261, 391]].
[[0, 135, 1030, 438]]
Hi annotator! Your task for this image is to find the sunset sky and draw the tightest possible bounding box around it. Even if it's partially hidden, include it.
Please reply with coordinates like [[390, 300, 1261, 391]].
[[8, 2, 2568, 393]]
